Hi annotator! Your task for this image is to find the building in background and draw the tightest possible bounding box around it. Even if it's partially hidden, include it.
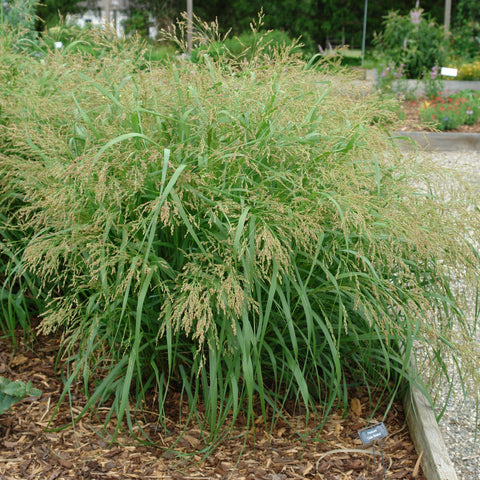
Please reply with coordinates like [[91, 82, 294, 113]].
[[67, 0, 157, 39]]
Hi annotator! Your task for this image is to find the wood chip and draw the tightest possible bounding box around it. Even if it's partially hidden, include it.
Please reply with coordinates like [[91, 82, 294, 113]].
[[0, 334, 426, 480]]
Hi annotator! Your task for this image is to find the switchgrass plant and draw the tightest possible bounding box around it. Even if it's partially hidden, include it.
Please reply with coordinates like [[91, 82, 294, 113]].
[[190, 28, 302, 63], [1, 23, 480, 451]]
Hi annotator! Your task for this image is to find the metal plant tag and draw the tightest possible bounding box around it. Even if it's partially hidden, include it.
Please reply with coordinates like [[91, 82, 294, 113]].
[[358, 422, 388, 445]]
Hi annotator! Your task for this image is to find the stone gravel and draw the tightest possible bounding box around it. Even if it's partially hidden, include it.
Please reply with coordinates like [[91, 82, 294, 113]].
[[406, 147, 480, 480]]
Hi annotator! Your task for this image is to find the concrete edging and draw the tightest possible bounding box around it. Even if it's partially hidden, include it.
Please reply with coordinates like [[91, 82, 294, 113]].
[[392, 78, 480, 98], [403, 386, 458, 480], [392, 131, 480, 152]]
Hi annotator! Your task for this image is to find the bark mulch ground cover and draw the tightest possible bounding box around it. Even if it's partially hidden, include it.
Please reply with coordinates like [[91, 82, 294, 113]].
[[0, 331, 426, 480]]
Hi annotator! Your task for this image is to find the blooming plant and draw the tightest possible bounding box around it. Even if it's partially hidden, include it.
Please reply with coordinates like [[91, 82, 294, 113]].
[[374, 2, 449, 80], [419, 91, 480, 130], [423, 65, 443, 99], [453, 60, 480, 81], [376, 62, 407, 92]]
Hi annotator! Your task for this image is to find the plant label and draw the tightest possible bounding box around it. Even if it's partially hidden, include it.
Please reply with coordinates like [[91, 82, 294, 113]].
[[440, 67, 458, 77], [358, 423, 388, 445]]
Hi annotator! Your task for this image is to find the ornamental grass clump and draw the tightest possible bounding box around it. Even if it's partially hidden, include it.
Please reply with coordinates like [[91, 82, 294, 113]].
[[1, 23, 480, 449]]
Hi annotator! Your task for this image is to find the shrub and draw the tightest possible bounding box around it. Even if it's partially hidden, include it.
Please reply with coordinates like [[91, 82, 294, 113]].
[[122, 8, 152, 38], [1, 25, 480, 449], [374, 2, 449, 80], [2, 21, 174, 67], [450, 0, 480, 60], [449, 20, 480, 61], [376, 62, 407, 93]]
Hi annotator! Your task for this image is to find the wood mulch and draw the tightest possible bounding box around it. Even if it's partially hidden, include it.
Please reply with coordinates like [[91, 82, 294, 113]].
[[0, 332, 426, 480]]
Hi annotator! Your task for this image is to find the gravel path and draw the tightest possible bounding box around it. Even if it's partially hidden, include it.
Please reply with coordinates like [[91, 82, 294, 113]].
[[411, 148, 480, 480]]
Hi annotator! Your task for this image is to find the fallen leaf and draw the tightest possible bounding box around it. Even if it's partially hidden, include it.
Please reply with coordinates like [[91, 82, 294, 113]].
[[350, 398, 362, 417], [10, 355, 29, 367], [183, 434, 200, 449], [413, 450, 424, 477], [3, 441, 18, 449], [301, 462, 314, 475]]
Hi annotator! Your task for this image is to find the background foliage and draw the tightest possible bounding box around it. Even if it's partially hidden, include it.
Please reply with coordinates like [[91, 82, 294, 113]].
[[373, 4, 449, 79], [21, 0, 478, 56], [450, 0, 480, 60]]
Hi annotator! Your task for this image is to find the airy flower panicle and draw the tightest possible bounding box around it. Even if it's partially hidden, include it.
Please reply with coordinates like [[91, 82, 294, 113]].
[[410, 2, 423, 25]]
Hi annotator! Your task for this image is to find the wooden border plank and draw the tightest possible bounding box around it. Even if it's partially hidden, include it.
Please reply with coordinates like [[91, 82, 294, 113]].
[[403, 385, 459, 480]]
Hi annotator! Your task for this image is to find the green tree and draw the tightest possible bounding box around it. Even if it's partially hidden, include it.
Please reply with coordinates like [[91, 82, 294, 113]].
[[36, 0, 84, 28], [316, 0, 445, 49], [193, 0, 318, 51], [127, 0, 184, 32], [122, 8, 151, 37], [450, 0, 480, 59], [455, 0, 480, 20]]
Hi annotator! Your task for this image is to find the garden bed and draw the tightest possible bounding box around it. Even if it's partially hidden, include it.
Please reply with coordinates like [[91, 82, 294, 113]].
[[398, 99, 480, 133], [0, 333, 426, 480]]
